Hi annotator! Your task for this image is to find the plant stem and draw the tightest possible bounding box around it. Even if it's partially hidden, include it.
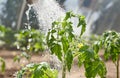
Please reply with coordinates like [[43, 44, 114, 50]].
[[116, 55, 119, 78], [62, 62, 66, 78], [62, 54, 66, 78]]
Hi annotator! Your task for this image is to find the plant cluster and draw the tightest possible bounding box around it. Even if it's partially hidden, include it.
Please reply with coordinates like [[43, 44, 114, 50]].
[[0, 25, 16, 48], [94, 31, 120, 78], [1, 11, 120, 78], [16, 62, 58, 78], [0, 25, 46, 63], [15, 29, 45, 52], [14, 28, 45, 61]]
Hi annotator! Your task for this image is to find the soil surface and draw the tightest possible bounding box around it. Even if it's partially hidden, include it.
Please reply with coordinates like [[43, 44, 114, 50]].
[[0, 50, 119, 78]]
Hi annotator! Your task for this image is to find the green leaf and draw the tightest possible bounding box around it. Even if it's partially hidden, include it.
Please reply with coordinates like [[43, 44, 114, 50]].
[[79, 45, 89, 52], [93, 41, 100, 53], [84, 60, 106, 78], [61, 37, 69, 53], [77, 16, 86, 36], [51, 44, 62, 61], [66, 50, 73, 71], [51, 30, 56, 33], [64, 11, 71, 21], [104, 49, 110, 60], [59, 30, 65, 35], [52, 21, 60, 28], [78, 53, 85, 67], [62, 21, 67, 28]]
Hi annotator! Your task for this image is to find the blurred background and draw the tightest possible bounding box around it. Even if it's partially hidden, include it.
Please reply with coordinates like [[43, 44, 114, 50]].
[[0, 0, 120, 34], [0, 1, 120, 78]]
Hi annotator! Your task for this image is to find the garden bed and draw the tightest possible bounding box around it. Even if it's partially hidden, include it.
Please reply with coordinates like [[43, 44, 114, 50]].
[[0, 50, 119, 78]]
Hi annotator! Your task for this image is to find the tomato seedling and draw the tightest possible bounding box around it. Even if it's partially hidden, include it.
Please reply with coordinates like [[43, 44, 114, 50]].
[[94, 31, 120, 78]]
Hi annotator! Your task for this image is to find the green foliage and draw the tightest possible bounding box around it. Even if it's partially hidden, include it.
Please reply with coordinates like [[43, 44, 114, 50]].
[[14, 28, 45, 61], [0, 25, 16, 48], [47, 11, 107, 78], [0, 57, 5, 72], [16, 62, 58, 78], [47, 11, 86, 74], [76, 43, 106, 78], [15, 28, 45, 52], [94, 31, 120, 62], [102, 31, 120, 62], [47, 11, 106, 78], [93, 31, 120, 78]]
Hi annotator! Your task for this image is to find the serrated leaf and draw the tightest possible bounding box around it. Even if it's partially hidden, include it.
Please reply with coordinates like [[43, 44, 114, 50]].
[[51, 44, 62, 61], [84, 60, 106, 78], [66, 50, 73, 71], [77, 16, 86, 36]]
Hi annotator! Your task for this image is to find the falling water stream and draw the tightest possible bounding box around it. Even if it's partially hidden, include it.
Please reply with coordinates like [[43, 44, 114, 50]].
[[32, 0, 65, 32], [25, 4, 33, 30]]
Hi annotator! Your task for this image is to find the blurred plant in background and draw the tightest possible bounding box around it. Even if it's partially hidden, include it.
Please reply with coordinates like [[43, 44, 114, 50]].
[[93, 31, 120, 78], [15, 29, 45, 52], [14, 28, 45, 62], [0, 25, 16, 49], [0, 57, 5, 72], [16, 62, 58, 78]]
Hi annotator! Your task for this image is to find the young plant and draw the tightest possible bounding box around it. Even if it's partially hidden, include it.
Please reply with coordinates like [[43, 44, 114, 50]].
[[16, 62, 58, 78], [0, 57, 5, 72], [94, 31, 120, 78], [14, 28, 45, 61], [47, 11, 86, 78], [47, 11, 106, 78]]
